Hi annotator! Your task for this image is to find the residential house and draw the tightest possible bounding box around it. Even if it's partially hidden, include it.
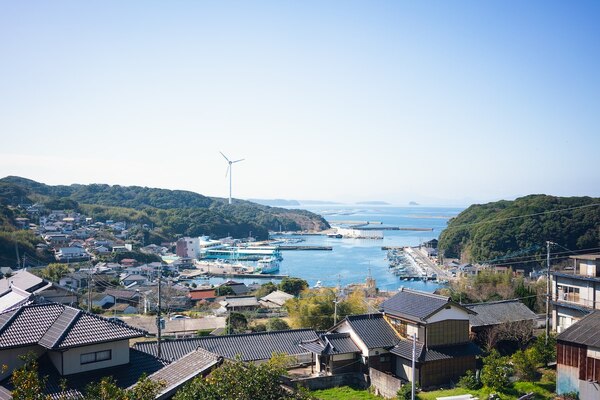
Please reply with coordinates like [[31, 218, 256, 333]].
[[0, 270, 77, 311], [380, 288, 480, 388], [189, 288, 217, 304], [91, 292, 116, 309], [55, 246, 88, 262], [134, 329, 319, 364], [552, 254, 600, 333], [556, 310, 600, 399], [259, 290, 294, 310], [120, 274, 148, 287], [59, 271, 90, 290], [219, 280, 251, 296], [219, 296, 260, 312], [466, 299, 538, 344]]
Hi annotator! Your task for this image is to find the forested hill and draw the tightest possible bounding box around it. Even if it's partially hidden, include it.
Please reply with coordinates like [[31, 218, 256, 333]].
[[0, 176, 330, 241], [438, 195, 600, 264]]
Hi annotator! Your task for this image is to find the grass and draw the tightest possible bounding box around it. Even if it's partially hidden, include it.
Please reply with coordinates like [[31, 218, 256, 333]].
[[312, 386, 383, 400], [417, 370, 556, 400]]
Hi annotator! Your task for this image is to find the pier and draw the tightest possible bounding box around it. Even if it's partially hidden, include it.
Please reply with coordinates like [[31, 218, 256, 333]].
[[279, 245, 332, 251]]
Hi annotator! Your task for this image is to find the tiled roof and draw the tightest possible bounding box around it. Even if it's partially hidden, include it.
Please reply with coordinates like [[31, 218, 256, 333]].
[[0, 300, 145, 350], [221, 296, 259, 308], [135, 329, 319, 362], [189, 289, 216, 300], [557, 310, 600, 347], [143, 348, 221, 398], [390, 340, 481, 362], [380, 288, 451, 322], [301, 332, 361, 355], [466, 300, 537, 328], [342, 313, 400, 349], [260, 290, 294, 306]]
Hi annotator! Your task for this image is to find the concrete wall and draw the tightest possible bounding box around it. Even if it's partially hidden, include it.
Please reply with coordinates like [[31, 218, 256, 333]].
[[290, 372, 368, 391], [0, 345, 44, 381], [370, 367, 403, 399], [394, 357, 418, 384], [60, 340, 130, 375]]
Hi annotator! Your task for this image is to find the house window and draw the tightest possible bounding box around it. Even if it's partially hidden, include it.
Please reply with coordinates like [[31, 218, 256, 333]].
[[379, 354, 390, 363], [80, 350, 112, 365], [557, 285, 580, 303]]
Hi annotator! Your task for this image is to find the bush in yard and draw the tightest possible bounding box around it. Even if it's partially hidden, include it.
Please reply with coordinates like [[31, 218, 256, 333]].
[[530, 333, 557, 366], [458, 369, 481, 390], [512, 348, 538, 381], [397, 383, 418, 400], [480, 350, 513, 391]]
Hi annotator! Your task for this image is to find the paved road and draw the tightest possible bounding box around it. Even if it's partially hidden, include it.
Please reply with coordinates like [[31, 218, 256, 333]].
[[411, 247, 451, 279]]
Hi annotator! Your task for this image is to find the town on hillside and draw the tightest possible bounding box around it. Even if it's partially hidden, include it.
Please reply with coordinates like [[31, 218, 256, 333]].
[[0, 199, 599, 399]]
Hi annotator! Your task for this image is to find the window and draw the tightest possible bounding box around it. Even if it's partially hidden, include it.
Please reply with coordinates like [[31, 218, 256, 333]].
[[80, 350, 112, 365], [380, 354, 390, 363]]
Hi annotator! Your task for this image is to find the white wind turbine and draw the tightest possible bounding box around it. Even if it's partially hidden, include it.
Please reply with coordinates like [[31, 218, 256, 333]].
[[220, 151, 245, 205]]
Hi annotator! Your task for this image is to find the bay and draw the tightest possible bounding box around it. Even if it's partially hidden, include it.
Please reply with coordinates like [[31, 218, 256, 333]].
[[196, 205, 463, 292]]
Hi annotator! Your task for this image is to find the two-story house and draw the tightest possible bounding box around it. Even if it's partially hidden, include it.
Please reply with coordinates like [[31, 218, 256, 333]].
[[302, 288, 481, 391], [552, 254, 600, 333]]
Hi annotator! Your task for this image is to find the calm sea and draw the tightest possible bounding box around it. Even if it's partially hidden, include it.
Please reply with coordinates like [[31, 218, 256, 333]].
[[197, 205, 463, 292]]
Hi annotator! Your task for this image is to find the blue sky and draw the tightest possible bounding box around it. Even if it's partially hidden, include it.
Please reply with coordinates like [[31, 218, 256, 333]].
[[1, 1, 599, 205]]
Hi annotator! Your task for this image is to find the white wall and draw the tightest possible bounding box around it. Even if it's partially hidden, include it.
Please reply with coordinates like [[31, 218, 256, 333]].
[[395, 357, 419, 384], [426, 304, 470, 323], [60, 340, 130, 375]]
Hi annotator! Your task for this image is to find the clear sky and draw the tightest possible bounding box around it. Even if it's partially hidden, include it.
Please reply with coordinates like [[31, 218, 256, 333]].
[[1, 1, 599, 206]]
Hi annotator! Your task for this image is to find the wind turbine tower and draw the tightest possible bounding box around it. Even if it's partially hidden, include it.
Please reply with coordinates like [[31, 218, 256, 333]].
[[220, 151, 245, 205]]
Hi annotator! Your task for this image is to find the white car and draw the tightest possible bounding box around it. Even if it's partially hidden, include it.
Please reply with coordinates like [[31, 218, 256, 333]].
[[169, 314, 190, 321]]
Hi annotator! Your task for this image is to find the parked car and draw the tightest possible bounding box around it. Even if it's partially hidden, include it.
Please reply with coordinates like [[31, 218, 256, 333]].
[[169, 314, 190, 320]]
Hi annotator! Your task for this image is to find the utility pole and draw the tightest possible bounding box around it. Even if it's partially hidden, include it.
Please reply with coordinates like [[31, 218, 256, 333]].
[[87, 269, 93, 312], [545, 241, 552, 345], [411, 333, 416, 400], [334, 274, 341, 325], [157, 266, 162, 359]]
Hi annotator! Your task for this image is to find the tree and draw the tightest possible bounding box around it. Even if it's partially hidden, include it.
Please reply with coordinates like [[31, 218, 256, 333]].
[[512, 349, 538, 381], [266, 318, 290, 331], [254, 282, 278, 298], [480, 320, 534, 352], [215, 285, 235, 296], [530, 333, 557, 366], [227, 312, 248, 333], [278, 278, 308, 296], [285, 288, 368, 330], [480, 350, 513, 391], [34, 263, 71, 282], [173, 355, 314, 400], [10, 354, 47, 400]]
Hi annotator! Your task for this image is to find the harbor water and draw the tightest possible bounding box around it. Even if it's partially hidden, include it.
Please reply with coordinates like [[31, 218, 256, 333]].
[[195, 206, 463, 292]]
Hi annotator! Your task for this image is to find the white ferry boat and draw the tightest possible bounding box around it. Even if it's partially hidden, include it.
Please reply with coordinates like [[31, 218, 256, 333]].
[[256, 256, 280, 274]]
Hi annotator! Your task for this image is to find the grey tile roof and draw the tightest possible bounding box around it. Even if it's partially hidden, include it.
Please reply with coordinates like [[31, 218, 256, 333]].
[[135, 329, 319, 362], [390, 340, 481, 362], [143, 348, 221, 398], [301, 332, 361, 355], [466, 300, 537, 328], [557, 310, 600, 347], [381, 288, 451, 322], [342, 313, 400, 349], [0, 300, 145, 350]]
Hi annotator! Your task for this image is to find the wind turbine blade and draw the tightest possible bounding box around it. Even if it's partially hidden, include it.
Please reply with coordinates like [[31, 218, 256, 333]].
[[232, 158, 245, 163], [219, 151, 230, 162], [225, 165, 230, 177]]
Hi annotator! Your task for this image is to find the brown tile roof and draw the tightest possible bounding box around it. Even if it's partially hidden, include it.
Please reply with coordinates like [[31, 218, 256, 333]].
[[189, 289, 216, 301]]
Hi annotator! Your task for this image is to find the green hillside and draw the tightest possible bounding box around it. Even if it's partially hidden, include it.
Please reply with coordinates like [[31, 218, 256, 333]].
[[0, 176, 329, 255], [438, 195, 600, 265]]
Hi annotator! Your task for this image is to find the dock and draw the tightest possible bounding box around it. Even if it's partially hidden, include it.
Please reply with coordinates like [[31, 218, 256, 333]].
[[279, 245, 333, 251]]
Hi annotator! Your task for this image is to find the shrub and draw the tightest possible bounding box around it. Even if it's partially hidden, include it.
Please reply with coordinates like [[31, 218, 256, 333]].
[[397, 383, 418, 400], [481, 350, 513, 391], [512, 349, 538, 381], [458, 369, 481, 390]]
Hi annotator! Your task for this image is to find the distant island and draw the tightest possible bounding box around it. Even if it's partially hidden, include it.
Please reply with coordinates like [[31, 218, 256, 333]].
[[355, 201, 390, 205], [409, 201, 420, 206], [248, 199, 301, 207]]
